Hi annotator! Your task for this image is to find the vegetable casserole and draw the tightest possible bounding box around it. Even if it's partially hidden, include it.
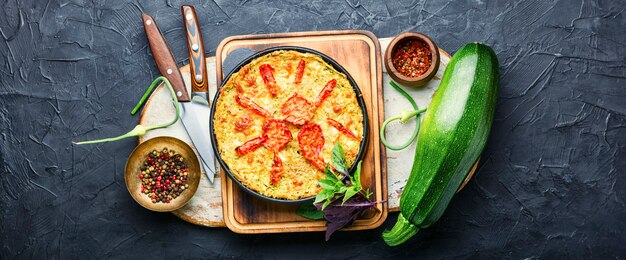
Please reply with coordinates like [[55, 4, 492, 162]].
[[213, 50, 365, 200]]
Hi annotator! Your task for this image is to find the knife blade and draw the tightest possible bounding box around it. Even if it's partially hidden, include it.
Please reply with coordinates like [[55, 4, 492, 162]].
[[181, 5, 216, 183], [141, 13, 216, 183]]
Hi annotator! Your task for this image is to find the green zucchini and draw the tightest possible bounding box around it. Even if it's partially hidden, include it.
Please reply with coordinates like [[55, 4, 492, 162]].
[[382, 43, 499, 246]]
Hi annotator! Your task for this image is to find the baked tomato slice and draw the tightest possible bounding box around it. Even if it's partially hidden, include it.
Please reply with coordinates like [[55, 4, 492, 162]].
[[281, 93, 314, 126], [235, 136, 266, 156], [314, 79, 337, 107], [327, 118, 360, 140], [262, 119, 293, 152], [259, 64, 279, 96], [298, 123, 326, 171], [294, 59, 306, 85], [235, 95, 271, 118], [269, 153, 284, 184], [234, 114, 253, 132]]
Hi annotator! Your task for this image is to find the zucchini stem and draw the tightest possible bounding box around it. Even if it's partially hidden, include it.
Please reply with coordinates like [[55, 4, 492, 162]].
[[382, 213, 419, 246]]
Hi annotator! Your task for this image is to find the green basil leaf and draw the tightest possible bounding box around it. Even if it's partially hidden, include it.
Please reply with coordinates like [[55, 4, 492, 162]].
[[314, 189, 332, 204], [319, 179, 336, 190], [296, 203, 324, 220], [324, 164, 339, 183], [331, 143, 348, 176], [314, 194, 325, 204], [365, 188, 373, 200], [342, 187, 359, 205], [322, 199, 333, 210]]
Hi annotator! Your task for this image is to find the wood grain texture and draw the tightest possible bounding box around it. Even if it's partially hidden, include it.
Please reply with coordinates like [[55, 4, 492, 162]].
[[181, 5, 209, 93], [141, 13, 190, 102], [215, 30, 386, 234]]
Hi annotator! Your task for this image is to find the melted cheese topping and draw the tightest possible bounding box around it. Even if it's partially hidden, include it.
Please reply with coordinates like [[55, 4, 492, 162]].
[[213, 50, 364, 200]]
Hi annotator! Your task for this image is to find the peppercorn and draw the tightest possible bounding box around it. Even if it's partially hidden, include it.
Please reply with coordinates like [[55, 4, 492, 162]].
[[139, 148, 189, 204]]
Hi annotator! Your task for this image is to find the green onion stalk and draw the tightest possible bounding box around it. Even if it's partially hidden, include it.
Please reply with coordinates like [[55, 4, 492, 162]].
[[73, 76, 179, 145], [380, 81, 426, 150]]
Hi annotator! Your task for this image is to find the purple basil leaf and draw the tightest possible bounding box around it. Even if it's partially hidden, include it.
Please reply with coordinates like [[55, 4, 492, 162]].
[[320, 195, 373, 241]]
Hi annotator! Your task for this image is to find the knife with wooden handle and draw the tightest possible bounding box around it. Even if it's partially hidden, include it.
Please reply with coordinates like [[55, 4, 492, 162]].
[[141, 13, 189, 101], [142, 12, 216, 183], [182, 5, 208, 95], [180, 5, 216, 183]]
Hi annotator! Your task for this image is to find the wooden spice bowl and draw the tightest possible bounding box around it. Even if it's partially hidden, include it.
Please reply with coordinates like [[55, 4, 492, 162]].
[[385, 32, 440, 87], [125, 136, 201, 212]]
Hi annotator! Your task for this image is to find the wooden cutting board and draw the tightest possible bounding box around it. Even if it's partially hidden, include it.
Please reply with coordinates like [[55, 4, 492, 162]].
[[137, 33, 477, 229], [215, 30, 386, 233]]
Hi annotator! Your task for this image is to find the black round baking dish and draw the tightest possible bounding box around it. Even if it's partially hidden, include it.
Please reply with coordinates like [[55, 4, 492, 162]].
[[209, 46, 370, 204]]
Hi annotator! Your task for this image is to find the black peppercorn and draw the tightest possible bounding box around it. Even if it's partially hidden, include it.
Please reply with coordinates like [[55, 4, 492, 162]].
[[139, 148, 189, 204]]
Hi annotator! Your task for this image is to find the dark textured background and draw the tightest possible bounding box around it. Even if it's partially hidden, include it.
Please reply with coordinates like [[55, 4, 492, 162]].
[[1, 0, 625, 258]]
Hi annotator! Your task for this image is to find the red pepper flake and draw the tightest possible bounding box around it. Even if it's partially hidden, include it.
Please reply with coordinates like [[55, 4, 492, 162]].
[[392, 39, 432, 77]]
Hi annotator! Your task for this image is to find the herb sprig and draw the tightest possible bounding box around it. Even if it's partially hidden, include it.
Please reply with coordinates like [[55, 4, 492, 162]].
[[297, 143, 381, 240]]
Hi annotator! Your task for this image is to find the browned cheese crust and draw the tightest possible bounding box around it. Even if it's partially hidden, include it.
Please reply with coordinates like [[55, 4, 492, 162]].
[[213, 50, 364, 200]]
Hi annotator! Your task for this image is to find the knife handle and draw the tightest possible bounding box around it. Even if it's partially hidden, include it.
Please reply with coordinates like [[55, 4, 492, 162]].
[[142, 13, 190, 102], [181, 6, 208, 94]]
